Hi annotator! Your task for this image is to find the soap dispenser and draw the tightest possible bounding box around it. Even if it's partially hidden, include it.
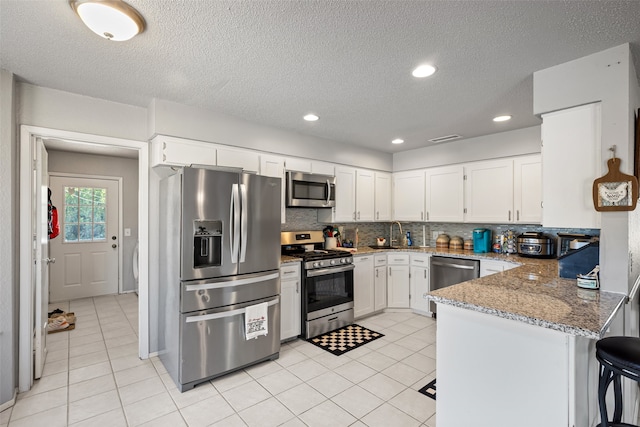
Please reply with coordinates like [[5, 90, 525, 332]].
[[406, 231, 412, 247]]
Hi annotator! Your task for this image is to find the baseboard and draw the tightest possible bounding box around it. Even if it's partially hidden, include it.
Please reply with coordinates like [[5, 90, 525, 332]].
[[0, 389, 17, 412]]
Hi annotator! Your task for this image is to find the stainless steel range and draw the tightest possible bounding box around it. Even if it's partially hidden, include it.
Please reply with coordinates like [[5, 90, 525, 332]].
[[281, 231, 354, 339]]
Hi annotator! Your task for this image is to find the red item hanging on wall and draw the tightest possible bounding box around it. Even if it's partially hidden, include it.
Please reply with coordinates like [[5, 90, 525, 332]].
[[48, 188, 60, 239]]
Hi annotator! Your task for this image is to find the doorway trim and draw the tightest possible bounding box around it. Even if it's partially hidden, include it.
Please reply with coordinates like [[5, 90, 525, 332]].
[[49, 172, 124, 296], [19, 125, 149, 392]]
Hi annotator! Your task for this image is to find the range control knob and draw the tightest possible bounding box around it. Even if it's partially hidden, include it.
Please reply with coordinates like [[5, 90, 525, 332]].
[[330, 259, 336, 265], [313, 262, 320, 268], [340, 258, 346, 264]]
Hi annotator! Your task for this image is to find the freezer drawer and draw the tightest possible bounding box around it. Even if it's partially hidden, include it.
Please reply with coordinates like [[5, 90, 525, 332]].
[[179, 296, 281, 390], [181, 270, 280, 313]]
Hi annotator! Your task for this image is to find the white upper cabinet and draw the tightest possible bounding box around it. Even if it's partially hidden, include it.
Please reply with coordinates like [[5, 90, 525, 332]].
[[311, 161, 335, 176], [541, 103, 601, 229], [393, 170, 425, 221], [260, 155, 285, 178], [513, 154, 542, 224], [374, 172, 392, 221], [151, 136, 216, 167], [464, 159, 514, 223], [217, 147, 260, 173], [356, 169, 375, 221], [425, 165, 464, 222], [284, 157, 312, 173], [333, 166, 357, 222], [260, 155, 286, 224]]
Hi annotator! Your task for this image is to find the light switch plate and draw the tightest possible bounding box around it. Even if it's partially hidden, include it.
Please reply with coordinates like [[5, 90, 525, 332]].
[[432, 231, 441, 240], [124, 228, 131, 237]]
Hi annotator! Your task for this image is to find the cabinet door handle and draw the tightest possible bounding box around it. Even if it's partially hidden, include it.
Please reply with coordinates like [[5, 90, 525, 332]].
[[357, 211, 360, 220], [376, 269, 379, 278], [389, 267, 391, 276], [508, 210, 511, 221], [517, 210, 520, 221], [424, 270, 427, 279], [296, 281, 299, 293], [427, 212, 429, 221]]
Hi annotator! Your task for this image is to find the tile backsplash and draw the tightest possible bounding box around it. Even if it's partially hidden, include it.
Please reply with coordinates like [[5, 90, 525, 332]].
[[282, 208, 599, 248]]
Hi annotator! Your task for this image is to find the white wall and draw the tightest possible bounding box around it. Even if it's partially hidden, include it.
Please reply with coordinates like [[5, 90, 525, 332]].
[[0, 69, 17, 407], [18, 83, 148, 142], [393, 126, 541, 172], [149, 99, 393, 171]]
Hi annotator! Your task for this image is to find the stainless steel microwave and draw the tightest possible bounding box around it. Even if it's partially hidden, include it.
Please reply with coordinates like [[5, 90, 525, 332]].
[[286, 172, 336, 208]]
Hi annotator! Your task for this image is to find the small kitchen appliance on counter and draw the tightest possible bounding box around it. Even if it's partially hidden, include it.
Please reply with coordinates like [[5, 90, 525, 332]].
[[472, 228, 492, 253], [516, 232, 555, 258]]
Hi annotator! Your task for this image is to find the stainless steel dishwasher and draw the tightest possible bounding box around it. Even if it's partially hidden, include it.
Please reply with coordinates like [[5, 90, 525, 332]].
[[430, 256, 480, 314]]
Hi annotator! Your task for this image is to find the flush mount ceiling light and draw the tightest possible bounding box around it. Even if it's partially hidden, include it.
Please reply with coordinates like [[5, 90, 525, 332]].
[[391, 138, 405, 145], [303, 114, 319, 122], [70, 0, 146, 41], [411, 64, 437, 78], [493, 115, 512, 122]]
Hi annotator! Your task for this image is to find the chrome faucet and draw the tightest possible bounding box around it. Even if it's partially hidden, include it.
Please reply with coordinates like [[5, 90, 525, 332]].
[[390, 221, 403, 247]]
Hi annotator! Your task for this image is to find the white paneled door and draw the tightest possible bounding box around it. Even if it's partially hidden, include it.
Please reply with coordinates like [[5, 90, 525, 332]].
[[34, 138, 49, 379], [49, 176, 120, 301]]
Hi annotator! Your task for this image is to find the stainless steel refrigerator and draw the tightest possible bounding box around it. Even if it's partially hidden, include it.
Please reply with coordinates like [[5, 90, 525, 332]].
[[158, 166, 281, 391]]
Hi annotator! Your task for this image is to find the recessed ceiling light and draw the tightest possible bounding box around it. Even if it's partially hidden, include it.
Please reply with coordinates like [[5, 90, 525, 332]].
[[493, 115, 512, 122], [391, 139, 404, 145], [412, 64, 437, 78], [303, 114, 319, 122], [70, 0, 146, 41]]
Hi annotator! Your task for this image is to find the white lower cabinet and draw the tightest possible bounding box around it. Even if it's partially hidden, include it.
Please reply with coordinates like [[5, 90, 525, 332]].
[[410, 254, 431, 314], [354, 255, 375, 318], [374, 255, 387, 312], [280, 263, 301, 341], [387, 254, 410, 308], [480, 259, 520, 277]]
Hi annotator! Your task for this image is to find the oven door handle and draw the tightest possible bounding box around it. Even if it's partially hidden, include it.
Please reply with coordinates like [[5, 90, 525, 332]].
[[185, 297, 279, 323], [184, 272, 280, 292], [306, 264, 355, 278]]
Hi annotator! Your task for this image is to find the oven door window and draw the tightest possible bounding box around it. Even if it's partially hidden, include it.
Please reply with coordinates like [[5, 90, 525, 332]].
[[306, 270, 353, 313]]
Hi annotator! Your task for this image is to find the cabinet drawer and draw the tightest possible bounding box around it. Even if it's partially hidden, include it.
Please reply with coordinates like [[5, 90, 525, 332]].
[[374, 255, 387, 266], [387, 254, 409, 265], [410, 254, 430, 266], [280, 263, 300, 279]]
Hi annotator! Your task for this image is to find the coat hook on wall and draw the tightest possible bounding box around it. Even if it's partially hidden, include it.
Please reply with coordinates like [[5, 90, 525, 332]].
[[609, 145, 617, 162]]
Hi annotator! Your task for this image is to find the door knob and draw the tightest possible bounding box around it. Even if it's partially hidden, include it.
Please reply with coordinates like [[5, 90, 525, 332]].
[[111, 236, 117, 240], [112, 244, 117, 248], [44, 258, 56, 265]]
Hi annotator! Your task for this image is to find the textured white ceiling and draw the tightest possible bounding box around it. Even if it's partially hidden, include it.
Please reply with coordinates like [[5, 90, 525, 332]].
[[2, 0, 640, 153]]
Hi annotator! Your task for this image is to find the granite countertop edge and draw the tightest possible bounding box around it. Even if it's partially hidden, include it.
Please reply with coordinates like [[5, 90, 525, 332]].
[[426, 295, 603, 339]]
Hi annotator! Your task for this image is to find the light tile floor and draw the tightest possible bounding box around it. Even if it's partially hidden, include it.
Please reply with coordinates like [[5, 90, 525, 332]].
[[1, 294, 437, 426]]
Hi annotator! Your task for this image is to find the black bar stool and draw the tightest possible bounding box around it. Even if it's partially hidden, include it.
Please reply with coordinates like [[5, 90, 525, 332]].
[[596, 336, 640, 427]]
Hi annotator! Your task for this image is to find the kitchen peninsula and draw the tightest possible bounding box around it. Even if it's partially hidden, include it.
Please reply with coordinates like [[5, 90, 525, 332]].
[[426, 255, 626, 427]]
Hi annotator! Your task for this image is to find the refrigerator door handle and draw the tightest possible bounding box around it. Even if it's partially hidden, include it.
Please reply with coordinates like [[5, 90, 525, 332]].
[[230, 183, 240, 263], [185, 296, 279, 323], [239, 183, 248, 263], [184, 272, 280, 292]]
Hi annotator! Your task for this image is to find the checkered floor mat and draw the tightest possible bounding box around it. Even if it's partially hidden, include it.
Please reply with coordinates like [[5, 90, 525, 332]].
[[307, 324, 384, 356], [418, 378, 436, 400]]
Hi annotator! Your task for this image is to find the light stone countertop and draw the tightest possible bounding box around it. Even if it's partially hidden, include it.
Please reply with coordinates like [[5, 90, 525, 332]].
[[280, 246, 625, 338], [280, 255, 302, 264]]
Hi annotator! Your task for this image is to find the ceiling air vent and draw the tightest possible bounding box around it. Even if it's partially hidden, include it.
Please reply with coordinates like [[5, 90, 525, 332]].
[[428, 134, 461, 143]]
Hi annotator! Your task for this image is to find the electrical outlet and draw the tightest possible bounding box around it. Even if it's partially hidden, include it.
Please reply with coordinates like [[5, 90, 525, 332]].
[[124, 228, 131, 237], [432, 231, 440, 240]]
